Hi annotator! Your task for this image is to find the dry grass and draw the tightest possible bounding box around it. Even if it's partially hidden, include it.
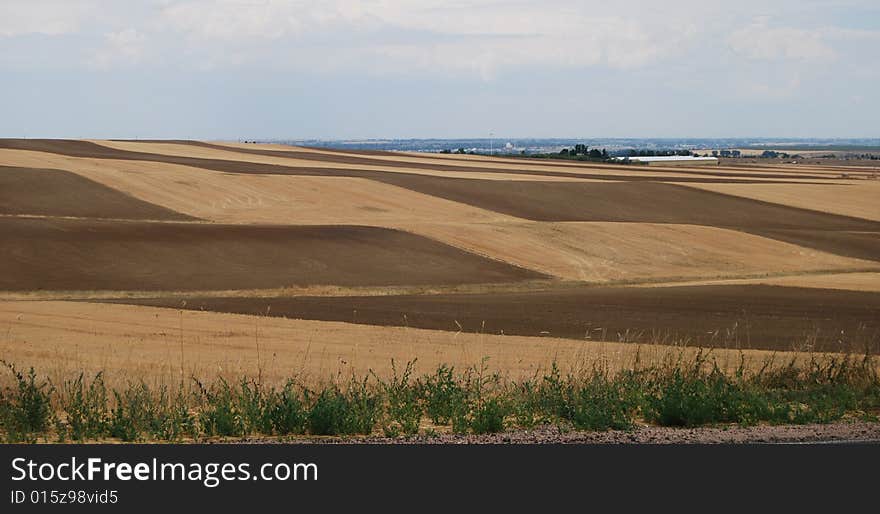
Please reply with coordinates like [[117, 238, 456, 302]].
[[395, 221, 877, 281], [683, 181, 880, 222], [0, 147, 578, 184], [0, 301, 828, 391], [0, 149, 523, 224], [0, 279, 565, 302], [641, 271, 880, 292], [3, 271, 879, 303], [88, 141, 593, 181]]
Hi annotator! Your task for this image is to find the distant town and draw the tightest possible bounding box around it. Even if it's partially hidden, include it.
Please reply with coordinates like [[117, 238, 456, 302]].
[[272, 137, 880, 161]]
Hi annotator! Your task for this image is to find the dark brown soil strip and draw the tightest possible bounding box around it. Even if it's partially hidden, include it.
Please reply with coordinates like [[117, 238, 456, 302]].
[[112, 284, 880, 352], [747, 229, 880, 262], [0, 218, 545, 291], [369, 177, 880, 229], [0, 165, 195, 220]]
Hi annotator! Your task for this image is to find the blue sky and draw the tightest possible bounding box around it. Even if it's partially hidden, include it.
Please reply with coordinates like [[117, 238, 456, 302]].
[[1, 0, 878, 139]]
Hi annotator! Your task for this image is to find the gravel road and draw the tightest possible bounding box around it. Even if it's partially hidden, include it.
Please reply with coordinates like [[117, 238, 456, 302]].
[[240, 421, 880, 444]]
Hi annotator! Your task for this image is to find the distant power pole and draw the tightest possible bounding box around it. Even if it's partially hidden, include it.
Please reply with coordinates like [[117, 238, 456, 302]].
[[489, 131, 494, 156]]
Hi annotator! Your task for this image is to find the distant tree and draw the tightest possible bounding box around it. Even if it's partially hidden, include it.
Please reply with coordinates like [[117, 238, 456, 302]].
[[589, 148, 602, 158], [560, 148, 570, 156], [601, 148, 608, 159], [456, 148, 466, 154]]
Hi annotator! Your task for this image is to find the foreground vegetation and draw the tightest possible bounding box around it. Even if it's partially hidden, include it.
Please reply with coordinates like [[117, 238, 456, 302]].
[[1, 351, 878, 443]]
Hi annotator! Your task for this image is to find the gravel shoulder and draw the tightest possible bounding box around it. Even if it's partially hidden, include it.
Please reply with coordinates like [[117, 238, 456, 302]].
[[238, 421, 880, 444]]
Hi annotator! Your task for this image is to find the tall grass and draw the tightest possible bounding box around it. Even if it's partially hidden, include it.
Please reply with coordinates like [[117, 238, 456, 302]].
[[0, 362, 54, 443], [1, 351, 878, 442]]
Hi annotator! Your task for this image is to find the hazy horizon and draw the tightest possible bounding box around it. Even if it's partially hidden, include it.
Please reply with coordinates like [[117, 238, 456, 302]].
[[2, 1, 878, 139]]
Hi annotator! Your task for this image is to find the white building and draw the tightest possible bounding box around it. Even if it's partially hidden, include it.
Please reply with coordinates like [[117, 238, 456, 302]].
[[614, 155, 719, 166]]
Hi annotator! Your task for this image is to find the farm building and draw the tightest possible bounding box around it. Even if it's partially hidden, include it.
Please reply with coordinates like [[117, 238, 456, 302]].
[[614, 156, 719, 166]]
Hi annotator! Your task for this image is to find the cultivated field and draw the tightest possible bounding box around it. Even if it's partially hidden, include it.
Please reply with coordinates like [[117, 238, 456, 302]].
[[0, 300, 785, 389], [1, 138, 879, 384]]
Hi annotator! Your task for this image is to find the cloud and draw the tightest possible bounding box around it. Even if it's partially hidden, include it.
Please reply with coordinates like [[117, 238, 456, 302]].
[[160, 0, 308, 40], [3, 1, 877, 81], [2, 0, 879, 138], [151, 1, 702, 77], [728, 17, 836, 61], [89, 28, 147, 69], [0, 0, 95, 37], [736, 73, 804, 100]]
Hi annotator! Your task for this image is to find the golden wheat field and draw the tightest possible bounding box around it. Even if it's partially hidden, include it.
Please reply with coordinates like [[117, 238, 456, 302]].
[[1, 139, 879, 385]]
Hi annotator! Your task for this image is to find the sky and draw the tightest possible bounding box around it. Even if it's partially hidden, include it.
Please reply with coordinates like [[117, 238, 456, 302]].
[[1, 0, 878, 139]]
